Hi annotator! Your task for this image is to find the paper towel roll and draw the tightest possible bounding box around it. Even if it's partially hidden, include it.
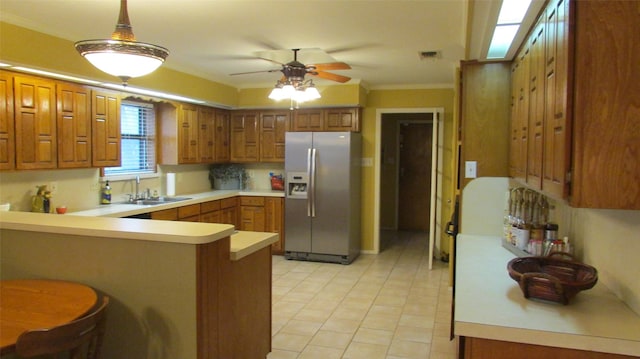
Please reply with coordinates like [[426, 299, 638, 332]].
[[166, 173, 176, 196]]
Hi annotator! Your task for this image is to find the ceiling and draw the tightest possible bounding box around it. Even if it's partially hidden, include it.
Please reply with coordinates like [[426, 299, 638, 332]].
[[0, 0, 544, 90]]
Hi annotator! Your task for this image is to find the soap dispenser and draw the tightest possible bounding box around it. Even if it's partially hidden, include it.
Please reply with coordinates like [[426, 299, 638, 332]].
[[101, 181, 112, 204]]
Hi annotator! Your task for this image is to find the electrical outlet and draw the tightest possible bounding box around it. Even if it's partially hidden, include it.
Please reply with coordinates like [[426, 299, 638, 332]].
[[465, 161, 477, 178], [49, 182, 58, 193]]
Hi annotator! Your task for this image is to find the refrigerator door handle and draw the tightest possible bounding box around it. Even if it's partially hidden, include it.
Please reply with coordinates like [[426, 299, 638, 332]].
[[307, 148, 312, 217], [310, 147, 317, 217]]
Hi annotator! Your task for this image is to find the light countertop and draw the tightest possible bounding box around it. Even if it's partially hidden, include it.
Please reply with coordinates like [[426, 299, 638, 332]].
[[454, 234, 640, 356], [230, 231, 279, 261], [69, 189, 284, 218]]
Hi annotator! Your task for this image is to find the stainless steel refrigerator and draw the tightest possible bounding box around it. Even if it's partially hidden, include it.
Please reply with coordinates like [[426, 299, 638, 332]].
[[284, 131, 361, 264]]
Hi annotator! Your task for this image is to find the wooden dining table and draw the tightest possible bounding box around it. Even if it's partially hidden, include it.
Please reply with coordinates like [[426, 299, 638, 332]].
[[0, 279, 98, 355]]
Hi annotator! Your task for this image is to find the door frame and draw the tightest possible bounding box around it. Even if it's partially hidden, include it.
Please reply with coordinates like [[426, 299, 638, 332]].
[[374, 108, 444, 269]]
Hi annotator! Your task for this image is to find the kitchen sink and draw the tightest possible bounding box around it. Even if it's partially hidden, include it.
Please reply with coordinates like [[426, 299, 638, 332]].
[[122, 197, 192, 205]]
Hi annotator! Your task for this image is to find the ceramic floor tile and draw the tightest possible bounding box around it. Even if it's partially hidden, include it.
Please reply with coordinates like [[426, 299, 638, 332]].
[[271, 230, 455, 359], [280, 319, 324, 336], [388, 339, 431, 358], [351, 327, 394, 346], [272, 332, 313, 352], [342, 341, 388, 359], [267, 349, 300, 359], [298, 345, 344, 359], [308, 329, 353, 350], [394, 325, 434, 343]]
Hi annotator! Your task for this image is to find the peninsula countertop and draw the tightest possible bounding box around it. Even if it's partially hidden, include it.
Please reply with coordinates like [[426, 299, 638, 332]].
[[0, 211, 279, 261], [454, 234, 640, 357]]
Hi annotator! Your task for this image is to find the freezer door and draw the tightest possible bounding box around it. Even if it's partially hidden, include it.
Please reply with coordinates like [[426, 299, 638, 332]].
[[284, 132, 313, 253], [311, 132, 353, 256]]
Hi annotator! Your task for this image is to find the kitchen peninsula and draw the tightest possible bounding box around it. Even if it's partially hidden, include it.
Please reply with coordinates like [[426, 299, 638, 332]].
[[0, 210, 278, 359]]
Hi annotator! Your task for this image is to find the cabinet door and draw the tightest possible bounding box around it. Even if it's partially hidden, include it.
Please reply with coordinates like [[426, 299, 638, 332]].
[[526, 19, 546, 190], [214, 110, 230, 162], [325, 108, 360, 132], [292, 109, 323, 131], [240, 205, 265, 232], [0, 71, 15, 170], [151, 208, 178, 220], [510, 47, 529, 183], [230, 111, 259, 162], [220, 206, 238, 227], [57, 82, 91, 168], [179, 104, 199, 164], [198, 106, 215, 163], [14, 74, 57, 169], [542, 0, 571, 199], [260, 111, 289, 162], [91, 90, 120, 167], [265, 197, 284, 254]]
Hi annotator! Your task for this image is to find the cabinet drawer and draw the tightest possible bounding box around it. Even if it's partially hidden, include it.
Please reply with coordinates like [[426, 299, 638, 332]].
[[178, 203, 201, 219], [151, 208, 178, 221], [200, 200, 220, 213], [220, 197, 237, 209], [240, 196, 265, 206]]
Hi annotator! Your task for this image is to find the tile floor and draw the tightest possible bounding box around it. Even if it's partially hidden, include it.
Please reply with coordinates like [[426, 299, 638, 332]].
[[269, 231, 457, 359]]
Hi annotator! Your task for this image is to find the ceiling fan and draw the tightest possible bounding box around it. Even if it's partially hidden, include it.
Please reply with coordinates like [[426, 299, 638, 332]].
[[230, 48, 352, 83]]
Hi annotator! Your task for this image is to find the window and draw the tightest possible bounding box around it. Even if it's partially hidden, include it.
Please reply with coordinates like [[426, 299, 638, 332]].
[[104, 101, 156, 177]]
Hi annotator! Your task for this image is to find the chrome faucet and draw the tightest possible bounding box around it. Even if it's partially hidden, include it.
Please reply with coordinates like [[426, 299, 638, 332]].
[[135, 175, 140, 200]]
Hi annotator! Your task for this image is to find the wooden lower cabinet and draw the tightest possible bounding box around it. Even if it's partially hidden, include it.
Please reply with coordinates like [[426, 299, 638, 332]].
[[150, 208, 178, 221], [460, 337, 637, 359], [239, 196, 266, 231], [149, 196, 284, 254], [265, 197, 285, 255]]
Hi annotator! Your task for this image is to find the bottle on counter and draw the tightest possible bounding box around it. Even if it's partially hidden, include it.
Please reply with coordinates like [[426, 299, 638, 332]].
[[101, 180, 112, 205]]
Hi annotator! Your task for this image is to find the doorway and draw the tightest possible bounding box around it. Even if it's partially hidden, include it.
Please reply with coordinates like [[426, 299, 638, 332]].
[[374, 108, 443, 269], [398, 122, 433, 231]]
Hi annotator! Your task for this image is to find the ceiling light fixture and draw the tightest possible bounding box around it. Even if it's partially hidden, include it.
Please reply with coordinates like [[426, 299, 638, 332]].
[[268, 79, 321, 110], [74, 0, 169, 85], [486, 0, 532, 59]]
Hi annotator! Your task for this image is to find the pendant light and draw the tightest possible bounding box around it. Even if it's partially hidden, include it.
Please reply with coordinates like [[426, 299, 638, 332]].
[[75, 0, 169, 84]]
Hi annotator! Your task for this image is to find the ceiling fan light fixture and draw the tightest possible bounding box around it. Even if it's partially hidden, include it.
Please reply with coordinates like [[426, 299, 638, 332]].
[[305, 83, 321, 100], [74, 0, 169, 84]]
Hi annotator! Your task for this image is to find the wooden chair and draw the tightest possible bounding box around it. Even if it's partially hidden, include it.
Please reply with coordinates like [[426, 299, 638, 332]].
[[15, 296, 110, 359]]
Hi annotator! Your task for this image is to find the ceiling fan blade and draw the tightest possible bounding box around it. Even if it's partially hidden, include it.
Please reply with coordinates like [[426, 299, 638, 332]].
[[310, 62, 351, 71], [311, 71, 351, 83], [229, 68, 282, 76]]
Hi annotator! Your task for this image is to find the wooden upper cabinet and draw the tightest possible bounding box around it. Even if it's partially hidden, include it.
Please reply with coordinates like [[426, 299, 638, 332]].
[[292, 109, 323, 131], [198, 106, 215, 163], [325, 108, 360, 132], [570, 0, 639, 209], [179, 104, 199, 164], [57, 82, 91, 168], [230, 111, 259, 162], [526, 18, 546, 190], [91, 89, 120, 167], [14, 74, 57, 170], [214, 109, 230, 163], [0, 71, 15, 170], [260, 110, 289, 162], [542, 0, 571, 200]]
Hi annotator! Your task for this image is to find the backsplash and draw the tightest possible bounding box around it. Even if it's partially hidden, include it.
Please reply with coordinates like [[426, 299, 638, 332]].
[[0, 163, 284, 213]]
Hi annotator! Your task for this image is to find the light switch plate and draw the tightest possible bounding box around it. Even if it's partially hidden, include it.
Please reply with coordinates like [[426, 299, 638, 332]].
[[465, 161, 477, 178]]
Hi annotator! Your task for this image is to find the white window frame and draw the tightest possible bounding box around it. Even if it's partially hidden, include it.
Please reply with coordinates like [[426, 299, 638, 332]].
[[103, 101, 158, 181]]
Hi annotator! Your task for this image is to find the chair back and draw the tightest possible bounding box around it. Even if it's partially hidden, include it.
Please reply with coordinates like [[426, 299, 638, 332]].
[[15, 296, 109, 359]]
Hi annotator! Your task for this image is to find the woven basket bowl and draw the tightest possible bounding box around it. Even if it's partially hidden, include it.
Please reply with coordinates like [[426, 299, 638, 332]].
[[507, 253, 598, 305]]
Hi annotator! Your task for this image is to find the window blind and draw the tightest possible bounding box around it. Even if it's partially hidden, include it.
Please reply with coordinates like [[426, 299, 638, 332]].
[[104, 101, 156, 176]]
